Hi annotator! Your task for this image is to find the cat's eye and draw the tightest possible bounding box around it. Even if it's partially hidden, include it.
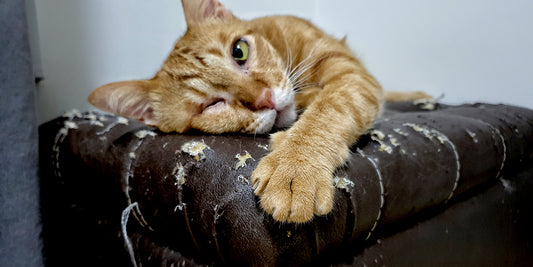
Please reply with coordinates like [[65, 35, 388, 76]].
[[232, 39, 249, 66], [203, 98, 225, 111]]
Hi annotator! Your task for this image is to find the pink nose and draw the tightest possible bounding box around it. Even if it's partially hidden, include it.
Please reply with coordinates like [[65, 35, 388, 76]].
[[255, 89, 276, 110]]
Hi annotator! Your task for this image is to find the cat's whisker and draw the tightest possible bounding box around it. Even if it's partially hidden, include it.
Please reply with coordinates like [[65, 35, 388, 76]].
[[289, 57, 320, 89], [293, 82, 320, 92], [288, 65, 310, 85], [295, 69, 317, 85], [289, 54, 315, 78], [290, 51, 323, 77], [283, 36, 298, 81], [287, 51, 313, 78], [285, 41, 294, 75], [291, 54, 329, 86], [292, 68, 313, 83]]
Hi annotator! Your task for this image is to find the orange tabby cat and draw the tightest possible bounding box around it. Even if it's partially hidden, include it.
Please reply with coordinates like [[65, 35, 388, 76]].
[[90, 0, 429, 223]]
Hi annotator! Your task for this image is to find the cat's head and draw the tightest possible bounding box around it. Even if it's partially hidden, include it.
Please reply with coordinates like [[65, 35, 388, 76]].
[[89, 0, 296, 134]]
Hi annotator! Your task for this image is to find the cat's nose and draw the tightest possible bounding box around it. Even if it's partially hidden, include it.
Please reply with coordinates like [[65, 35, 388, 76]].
[[255, 89, 276, 110]]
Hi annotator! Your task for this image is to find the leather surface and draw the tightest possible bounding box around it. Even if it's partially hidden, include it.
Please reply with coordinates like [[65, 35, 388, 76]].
[[39, 102, 533, 266]]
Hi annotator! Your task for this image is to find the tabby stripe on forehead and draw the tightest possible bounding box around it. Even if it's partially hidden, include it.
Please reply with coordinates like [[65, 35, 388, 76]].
[[217, 32, 229, 45], [190, 87, 209, 99], [181, 73, 202, 81], [178, 47, 192, 54], [193, 55, 209, 68], [161, 69, 201, 82], [171, 49, 209, 69], [172, 52, 190, 64], [207, 48, 223, 57], [180, 74, 228, 96], [208, 80, 229, 91], [254, 78, 269, 89]]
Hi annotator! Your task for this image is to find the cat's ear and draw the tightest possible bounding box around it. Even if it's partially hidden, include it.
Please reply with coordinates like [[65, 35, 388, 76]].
[[89, 80, 157, 125], [181, 0, 234, 27]]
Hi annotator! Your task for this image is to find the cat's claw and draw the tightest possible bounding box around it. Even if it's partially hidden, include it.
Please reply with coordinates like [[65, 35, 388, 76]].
[[251, 137, 335, 223]]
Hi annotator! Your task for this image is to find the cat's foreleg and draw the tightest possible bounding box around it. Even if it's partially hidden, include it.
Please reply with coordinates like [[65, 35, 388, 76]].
[[252, 56, 383, 223]]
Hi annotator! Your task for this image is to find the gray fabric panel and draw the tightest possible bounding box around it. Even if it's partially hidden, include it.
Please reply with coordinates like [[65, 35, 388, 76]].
[[0, 0, 43, 266]]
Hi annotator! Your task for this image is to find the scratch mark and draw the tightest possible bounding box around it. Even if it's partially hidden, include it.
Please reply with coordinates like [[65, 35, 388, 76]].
[[257, 143, 269, 151], [172, 163, 186, 187], [169, 160, 200, 251], [237, 175, 251, 185], [235, 151, 254, 170], [62, 109, 82, 119], [393, 128, 409, 136], [135, 130, 156, 139], [465, 129, 479, 143], [475, 119, 507, 178], [52, 120, 80, 179], [357, 149, 385, 241], [123, 132, 155, 231], [121, 202, 140, 267], [403, 123, 461, 203], [370, 130, 393, 154], [388, 134, 400, 147], [181, 141, 210, 161], [333, 176, 355, 190], [413, 98, 436, 110], [96, 116, 130, 135], [213, 204, 226, 264]]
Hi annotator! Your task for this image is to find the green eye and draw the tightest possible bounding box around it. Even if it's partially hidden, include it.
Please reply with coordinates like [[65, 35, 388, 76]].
[[232, 39, 249, 65]]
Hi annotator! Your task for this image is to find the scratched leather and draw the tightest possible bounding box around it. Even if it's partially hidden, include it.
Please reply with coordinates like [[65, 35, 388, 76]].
[[39, 102, 533, 266]]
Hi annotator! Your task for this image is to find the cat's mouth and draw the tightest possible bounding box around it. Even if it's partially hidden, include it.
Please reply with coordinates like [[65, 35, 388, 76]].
[[250, 103, 295, 134], [273, 103, 297, 129]]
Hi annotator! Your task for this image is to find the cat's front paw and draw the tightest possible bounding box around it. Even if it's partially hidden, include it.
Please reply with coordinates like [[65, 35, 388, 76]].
[[251, 143, 335, 223]]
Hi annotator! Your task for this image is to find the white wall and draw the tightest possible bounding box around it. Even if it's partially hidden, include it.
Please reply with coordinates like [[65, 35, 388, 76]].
[[32, 0, 532, 124], [315, 0, 533, 107]]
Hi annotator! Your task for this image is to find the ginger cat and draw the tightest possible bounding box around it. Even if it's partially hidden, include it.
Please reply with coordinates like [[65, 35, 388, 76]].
[[90, 0, 429, 223]]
